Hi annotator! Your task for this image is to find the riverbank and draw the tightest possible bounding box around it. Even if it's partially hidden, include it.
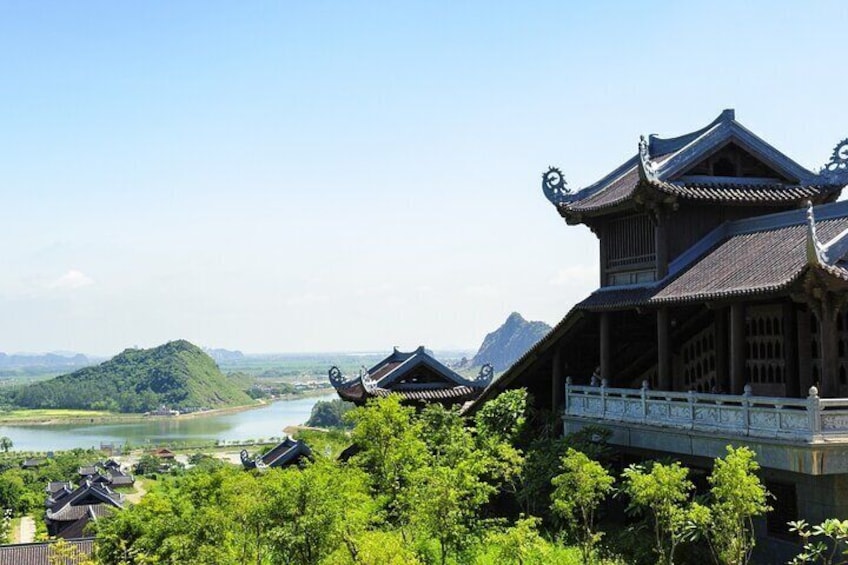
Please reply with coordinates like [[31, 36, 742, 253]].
[[0, 388, 333, 426]]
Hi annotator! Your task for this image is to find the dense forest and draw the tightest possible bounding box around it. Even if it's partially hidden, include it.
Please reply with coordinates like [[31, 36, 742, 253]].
[[2, 340, 253, 413]]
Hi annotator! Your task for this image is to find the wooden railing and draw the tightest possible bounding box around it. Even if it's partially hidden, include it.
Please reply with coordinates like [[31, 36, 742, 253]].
[[564, 378, 848, 442]]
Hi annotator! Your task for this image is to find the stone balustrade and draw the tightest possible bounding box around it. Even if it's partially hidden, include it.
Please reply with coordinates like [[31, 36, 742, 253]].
[[564, 378, 848, 443]]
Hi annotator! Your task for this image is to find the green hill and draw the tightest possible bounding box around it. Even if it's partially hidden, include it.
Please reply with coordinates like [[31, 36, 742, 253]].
[[6, 340, 253, 413]]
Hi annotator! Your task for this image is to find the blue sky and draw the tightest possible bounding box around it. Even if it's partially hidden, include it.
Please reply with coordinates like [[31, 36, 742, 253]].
[[1, 1, 847, 355]]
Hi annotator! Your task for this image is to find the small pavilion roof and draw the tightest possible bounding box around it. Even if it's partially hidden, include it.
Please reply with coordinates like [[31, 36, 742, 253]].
[[546, 110, 847, 220], [329, 346, 493, 404], [240, 437, 312, 470]]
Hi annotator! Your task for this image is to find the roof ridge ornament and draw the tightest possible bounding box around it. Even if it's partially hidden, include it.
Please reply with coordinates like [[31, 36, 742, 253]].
[[475, 363, 494, 386], [806, 201, 828, 265], [822, 138, 848, 181], [638, 135, 659, 183], [541, 166, 571, 205], [328, 366, 347, 388]]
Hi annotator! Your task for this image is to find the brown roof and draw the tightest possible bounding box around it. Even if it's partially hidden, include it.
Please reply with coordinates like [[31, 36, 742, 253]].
[[0, 538, 95, 565], [578, 213, 848, 310]]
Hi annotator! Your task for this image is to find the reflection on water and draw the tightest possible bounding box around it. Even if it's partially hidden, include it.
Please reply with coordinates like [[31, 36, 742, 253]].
[[0, 393, 336, 452]]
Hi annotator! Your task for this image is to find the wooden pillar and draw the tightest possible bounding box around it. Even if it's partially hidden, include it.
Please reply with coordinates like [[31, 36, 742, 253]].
[[730, 302, 746, 395], [655, 213, 669, 280], [783, 303, 800, 398], [715, 307, 729, 393], [798, 307, 812, 395], [600, 312, 611, 384], [657, 308, 671, 390], [552, 346, 563, 413], [818, 296, 840, 398]]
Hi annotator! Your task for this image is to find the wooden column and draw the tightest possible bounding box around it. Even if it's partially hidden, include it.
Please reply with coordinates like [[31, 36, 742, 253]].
[[657, 308, 671, 390], [552, 346, 563, 413], [798, 307, 812, 395], [783, 303, 800, 398], [818, 296, 840, 398], [730, 302, 746, 395], [714, 307, 729, 393], [600, 312, 611, 384], [655, 212, 669, 280]]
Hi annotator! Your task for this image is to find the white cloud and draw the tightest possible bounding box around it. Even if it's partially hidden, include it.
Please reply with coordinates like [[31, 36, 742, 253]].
[[549, 264, 598, 287], [285, 292, 329, 306], [46, 270, 95, 290]]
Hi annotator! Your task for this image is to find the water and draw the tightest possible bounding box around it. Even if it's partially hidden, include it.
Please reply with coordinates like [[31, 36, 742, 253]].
[[0, 393, 336, 452]]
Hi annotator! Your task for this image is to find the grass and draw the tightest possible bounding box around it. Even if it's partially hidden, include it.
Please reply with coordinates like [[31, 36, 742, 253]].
[[0, 408, 119, 423]]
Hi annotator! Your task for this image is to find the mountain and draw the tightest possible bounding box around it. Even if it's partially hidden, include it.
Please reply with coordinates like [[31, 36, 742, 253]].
[[204, 348, 245, 364], [7, 340, 253, 413], [471, 312, 552, 372], [0, 352, 91, 369]]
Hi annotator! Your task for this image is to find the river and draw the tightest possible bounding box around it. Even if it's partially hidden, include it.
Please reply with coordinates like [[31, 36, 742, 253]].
[[0, 393, 337, 452]]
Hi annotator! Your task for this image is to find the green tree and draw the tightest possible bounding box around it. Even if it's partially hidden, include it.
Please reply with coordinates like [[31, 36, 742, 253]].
[[474, 388, 527, 443], [347, 395, 428, 524], [550, 448, 615, 563], [621, 461, 709, 565], [703, 446, 770, 565], [483, 516, 552, 565], [0, 437, 12, 453], [789, 519, 848, 565], [306, 399, 354, 429]]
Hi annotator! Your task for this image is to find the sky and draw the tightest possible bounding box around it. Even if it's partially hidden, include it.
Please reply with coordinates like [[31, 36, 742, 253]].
[[1, 1, 847, 356]]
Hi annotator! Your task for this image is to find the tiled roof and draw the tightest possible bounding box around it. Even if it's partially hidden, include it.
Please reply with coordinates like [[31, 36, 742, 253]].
[[0, 538, 95, 565], [331, 346, 490, 404], [577, 207, 848, 310], [556, 110, 846, 218], [48, 502, 115, 523]]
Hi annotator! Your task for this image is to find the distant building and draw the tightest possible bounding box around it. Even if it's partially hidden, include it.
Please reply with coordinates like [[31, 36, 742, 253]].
[[470, 109, 848, 559], [328, 346, 492, 407], [241, 437, 312, 470], [45, 480, 123, 538]]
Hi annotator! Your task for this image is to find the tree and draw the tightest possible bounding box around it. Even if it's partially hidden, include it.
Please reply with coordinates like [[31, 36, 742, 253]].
[[621, 461, 709, 565], [0, 437, 12, 453], [474, 388, 527, 444], [347, 395, 428, 524], [550, 448, 615, 563], [703, 446, 770, 565], [306, 399, 354, 429], [484, 516, 552, 565], [789, 519, 848, 565]]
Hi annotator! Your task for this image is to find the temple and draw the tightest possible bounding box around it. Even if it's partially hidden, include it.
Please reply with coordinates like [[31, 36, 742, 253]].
[[471, 110, 848, 552], [328, 346, 492, 406], [240, 437, 312, 470]]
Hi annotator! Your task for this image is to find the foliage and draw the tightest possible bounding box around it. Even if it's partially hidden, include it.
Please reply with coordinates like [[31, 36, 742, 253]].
[[134, 454, 162, 476], [7, 340, 252, 413], [0, 436, 12, 453], [551, 448, 615, 563], [474, 388, 527, 444], [789, 519, 848, 565], [480, 516, 552, 565], [621, 461, 709, 565], [306, 399, 355, 429], [346, 395, 428, 524], [702, 446, 770, 565], [48, 538, 97, 565], [323, 530, 422, 565]]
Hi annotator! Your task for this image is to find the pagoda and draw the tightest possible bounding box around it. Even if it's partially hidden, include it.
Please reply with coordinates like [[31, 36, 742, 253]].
[[471, 110, 848, 553]]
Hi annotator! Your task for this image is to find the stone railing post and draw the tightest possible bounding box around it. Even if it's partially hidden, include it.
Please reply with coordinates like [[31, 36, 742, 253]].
[[687, 389, 696, 428], [564, 377, 572, 414], [601, 379, 608, 417], [641, 380, 649, 424], [808, 386, 821, 436], [743, 384, 753, 436]]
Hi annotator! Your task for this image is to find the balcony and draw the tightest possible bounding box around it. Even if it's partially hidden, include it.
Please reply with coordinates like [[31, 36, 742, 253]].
[[563, 378, 848, 475]]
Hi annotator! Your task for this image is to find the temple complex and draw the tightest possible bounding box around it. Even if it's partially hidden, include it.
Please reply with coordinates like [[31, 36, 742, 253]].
[[328, 346, 492, 406], [471, 110, 848, 553]]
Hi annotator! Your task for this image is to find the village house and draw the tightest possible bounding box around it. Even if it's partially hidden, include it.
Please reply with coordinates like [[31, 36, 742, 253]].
[[471, 110, 848, 557]]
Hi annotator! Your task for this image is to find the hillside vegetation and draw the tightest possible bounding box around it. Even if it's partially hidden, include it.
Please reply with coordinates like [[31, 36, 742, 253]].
[[4, 340, 252, 413]]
